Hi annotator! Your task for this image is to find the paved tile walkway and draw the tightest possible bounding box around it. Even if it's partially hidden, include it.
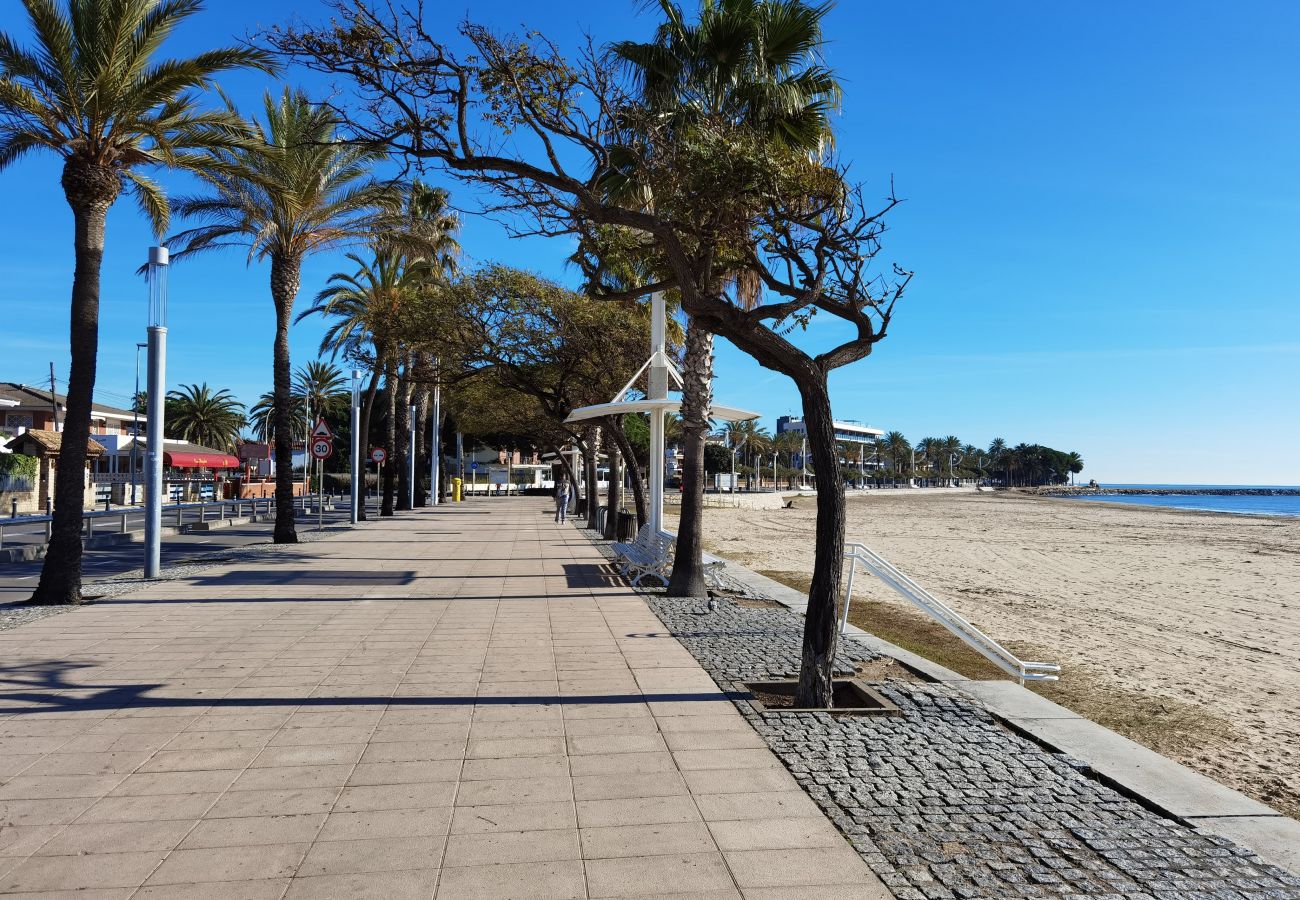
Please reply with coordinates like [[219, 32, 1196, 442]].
[[0, 498, 889, 899]]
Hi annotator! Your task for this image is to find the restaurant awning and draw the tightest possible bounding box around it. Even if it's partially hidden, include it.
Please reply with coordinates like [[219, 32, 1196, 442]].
[[163, 451, 239, 469]]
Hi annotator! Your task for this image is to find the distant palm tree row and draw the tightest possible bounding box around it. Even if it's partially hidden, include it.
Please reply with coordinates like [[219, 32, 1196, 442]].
[[713, 424, 1084, 488], [875, 432, 1084, 486]]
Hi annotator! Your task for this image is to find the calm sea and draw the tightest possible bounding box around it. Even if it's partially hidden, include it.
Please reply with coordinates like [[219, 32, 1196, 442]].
[[1068, 485, 1300, 518]]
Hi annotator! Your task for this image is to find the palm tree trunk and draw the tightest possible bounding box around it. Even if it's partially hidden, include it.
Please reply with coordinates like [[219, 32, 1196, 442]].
[[357, 362, 383, 520], [794, 367, 845, 709], [603, 435, 622, 540], [30, 163, 120, 604], [607, 416, 647, 528], [414, 386, 429, 507], [667, 322, 713, 597], [381, 359, 397, 516], [270, 253, 302, 543], [583, 426, 601, 530], [395, 356, 413, 512]]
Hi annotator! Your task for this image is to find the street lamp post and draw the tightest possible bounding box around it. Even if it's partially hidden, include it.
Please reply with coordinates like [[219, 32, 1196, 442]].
[[430, 359, 441, 506], [350, 370, 361, 525], [143, 247, 168, 579]]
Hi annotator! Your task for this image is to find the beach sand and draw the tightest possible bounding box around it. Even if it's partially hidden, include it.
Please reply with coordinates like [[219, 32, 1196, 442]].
[[684, 490, 1300, 818]]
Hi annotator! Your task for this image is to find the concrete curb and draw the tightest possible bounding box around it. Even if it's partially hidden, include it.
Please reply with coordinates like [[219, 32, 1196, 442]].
[[709, 558, 1300, 877]]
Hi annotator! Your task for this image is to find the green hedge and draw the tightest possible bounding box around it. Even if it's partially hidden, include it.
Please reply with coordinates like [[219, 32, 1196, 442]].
[[0, 453, 38, 479]]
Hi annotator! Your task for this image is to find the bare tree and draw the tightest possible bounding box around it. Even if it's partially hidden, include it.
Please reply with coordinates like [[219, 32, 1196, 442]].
[[268, 5, 911, 707]]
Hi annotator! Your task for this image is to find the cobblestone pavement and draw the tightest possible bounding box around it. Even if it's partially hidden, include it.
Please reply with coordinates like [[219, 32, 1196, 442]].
[[602, 538, 1300, 900]]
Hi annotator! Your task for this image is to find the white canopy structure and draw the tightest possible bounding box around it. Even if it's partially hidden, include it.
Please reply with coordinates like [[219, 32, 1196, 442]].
[[565, 292, 759, 535]]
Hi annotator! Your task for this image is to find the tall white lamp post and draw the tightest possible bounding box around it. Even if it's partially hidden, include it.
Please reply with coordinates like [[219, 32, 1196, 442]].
[[349, 370, 362, 524], [430, 360, 441, 506], [143, 247, 168, 578]]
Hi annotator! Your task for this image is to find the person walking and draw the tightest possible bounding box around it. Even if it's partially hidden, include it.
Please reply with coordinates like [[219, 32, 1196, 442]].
[[555, 478, 570, 524]]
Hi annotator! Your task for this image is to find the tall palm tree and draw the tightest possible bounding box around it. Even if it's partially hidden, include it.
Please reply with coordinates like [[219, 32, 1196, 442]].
[[1, 0, 273, 605], [1066, 451, 1084, 485], [988, 437, 1008, 485], [877, 430, 910, 484], [167, 88, 396, 542], [295, 360, 350, 425], [166, 383, 245, 452], [297, 252, 435, 516], [611, 0, 842, 597], [247, 361, 351, 442]]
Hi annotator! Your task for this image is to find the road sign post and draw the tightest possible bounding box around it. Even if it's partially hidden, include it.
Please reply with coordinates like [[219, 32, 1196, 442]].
[[370, 448, 387, 516], [309, 427, 333, 531]]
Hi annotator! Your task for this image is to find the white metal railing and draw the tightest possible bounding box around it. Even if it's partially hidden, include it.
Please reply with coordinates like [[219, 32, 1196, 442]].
[[842, 542, 1060, 685]]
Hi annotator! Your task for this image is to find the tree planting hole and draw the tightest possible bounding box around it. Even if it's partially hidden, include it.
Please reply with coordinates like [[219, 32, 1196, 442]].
[[743, 679, 902, 715]]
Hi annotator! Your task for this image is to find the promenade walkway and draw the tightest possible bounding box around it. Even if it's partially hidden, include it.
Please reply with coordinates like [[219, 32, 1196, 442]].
[[0, 498, 888, 899]]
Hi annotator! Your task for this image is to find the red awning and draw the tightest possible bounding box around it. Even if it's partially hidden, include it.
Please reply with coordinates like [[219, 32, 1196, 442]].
[[164, 451, 239, 469]]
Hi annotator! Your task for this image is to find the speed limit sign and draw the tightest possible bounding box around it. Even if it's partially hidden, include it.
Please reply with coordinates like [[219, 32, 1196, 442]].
[[310, 438, 333, 460], [370, 447, 387, 464]]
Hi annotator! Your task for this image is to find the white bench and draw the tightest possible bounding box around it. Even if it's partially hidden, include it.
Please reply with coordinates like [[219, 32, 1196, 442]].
[[613, 525, 675, 586]]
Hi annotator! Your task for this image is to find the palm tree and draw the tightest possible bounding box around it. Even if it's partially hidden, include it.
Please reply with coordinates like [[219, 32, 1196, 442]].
[[167, 89, 396, 542], [1066, 451, 1084, 485], [2, 0, 273, 605], [988, 437, 1008, 485], [877, 430, 910, 485], [166, 383, 246, 452], [611, 0, 842, 598], [295, 361, 350, 425], [297, 252, 436, 516]]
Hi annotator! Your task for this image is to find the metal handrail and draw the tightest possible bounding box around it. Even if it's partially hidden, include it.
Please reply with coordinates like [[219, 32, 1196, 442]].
[[0, 497, 292, 550], [842, 541, 1060, 685]]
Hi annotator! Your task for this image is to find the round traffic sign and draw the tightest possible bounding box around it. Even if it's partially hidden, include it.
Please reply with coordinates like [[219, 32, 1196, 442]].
[[370, 447, 387, 464], [310, 438, 333, 460], [470, 461, 478, 470]]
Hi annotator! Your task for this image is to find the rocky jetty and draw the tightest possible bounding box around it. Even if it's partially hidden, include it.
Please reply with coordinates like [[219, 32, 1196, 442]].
[[1027, 485, 1300, 497]]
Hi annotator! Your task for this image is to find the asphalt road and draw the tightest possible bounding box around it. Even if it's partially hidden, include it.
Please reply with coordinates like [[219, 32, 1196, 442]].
[[0, 501, 358, 604]]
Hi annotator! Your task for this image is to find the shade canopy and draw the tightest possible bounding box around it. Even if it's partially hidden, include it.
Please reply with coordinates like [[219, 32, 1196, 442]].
[[565, 399, 759, 424], [163, 451, 239, 469]]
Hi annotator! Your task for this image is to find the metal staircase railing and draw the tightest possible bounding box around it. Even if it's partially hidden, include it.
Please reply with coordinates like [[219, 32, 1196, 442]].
[[842, 542, 1060, 684]]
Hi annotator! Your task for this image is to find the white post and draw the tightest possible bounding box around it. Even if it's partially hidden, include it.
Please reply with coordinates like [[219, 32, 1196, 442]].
[[647, 291, 667, 534], [350, 370, 361, 524], [144, 247, 168, 579], [430, 363, 441, 506]]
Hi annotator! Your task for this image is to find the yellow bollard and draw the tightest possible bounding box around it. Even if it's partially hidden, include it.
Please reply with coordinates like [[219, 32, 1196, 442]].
[[452, 477, 463, 503]]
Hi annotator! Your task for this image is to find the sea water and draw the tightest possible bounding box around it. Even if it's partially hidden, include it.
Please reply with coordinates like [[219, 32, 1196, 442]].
[[1067, 485, 1300, 518]]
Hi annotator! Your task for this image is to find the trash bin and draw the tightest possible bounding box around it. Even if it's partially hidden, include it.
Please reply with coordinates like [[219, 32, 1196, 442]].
[[575, 497, 588, 517], [617, 511, 637, 543]]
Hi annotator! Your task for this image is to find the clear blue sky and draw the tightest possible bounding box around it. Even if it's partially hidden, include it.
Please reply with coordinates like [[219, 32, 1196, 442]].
[[3, 1, 1298, 484]]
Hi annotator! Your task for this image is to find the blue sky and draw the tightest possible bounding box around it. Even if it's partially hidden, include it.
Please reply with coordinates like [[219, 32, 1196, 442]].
[[2, 1, 1298, 484]]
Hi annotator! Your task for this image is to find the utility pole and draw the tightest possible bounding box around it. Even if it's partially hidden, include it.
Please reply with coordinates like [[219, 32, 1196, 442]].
[[48, 362, 60, 431]]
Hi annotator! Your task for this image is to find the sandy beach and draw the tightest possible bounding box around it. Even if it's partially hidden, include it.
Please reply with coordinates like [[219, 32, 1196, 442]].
[[686, 490, 1300, 818]]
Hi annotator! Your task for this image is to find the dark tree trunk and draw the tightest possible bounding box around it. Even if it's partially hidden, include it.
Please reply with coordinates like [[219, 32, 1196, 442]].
[[413, 386, 429, 507], [606, 416, 647, 529], [270, 253, 302, 543], [30, 161, 121, 605], [603, 435, 622, 540], [356, 363, 382, 519], [395, 357, 412, 511], [794, 369, 846, 709], [667, 322, 713, 597], [381, 359, 396, 516], [583, 426, 601, 530]]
